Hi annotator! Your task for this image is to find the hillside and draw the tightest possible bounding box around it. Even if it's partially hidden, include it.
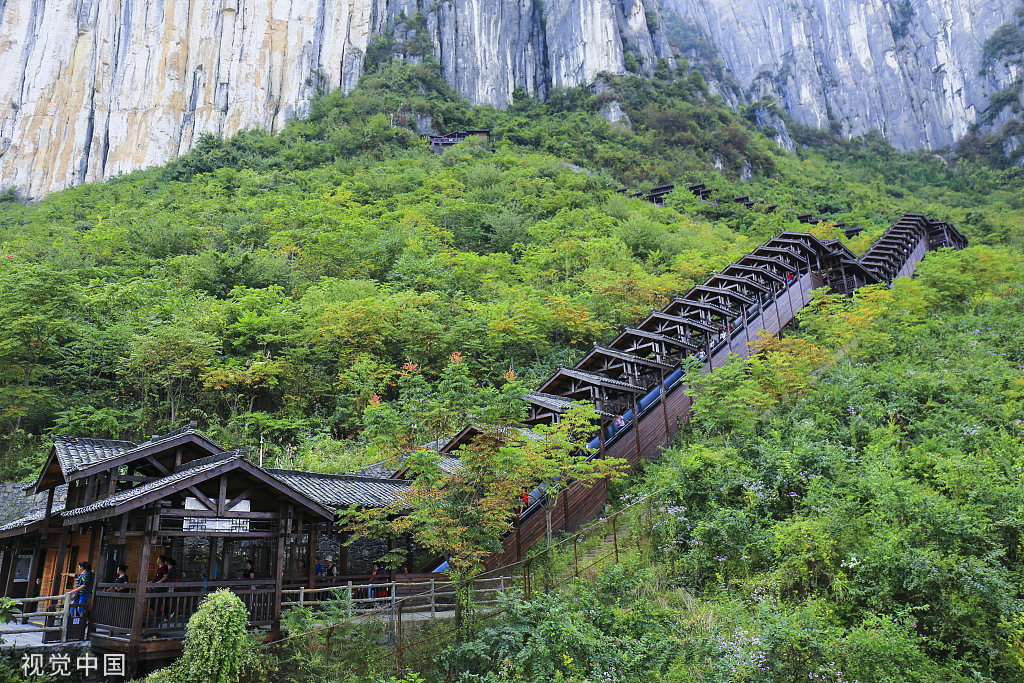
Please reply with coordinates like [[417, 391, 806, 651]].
[[438, 251, 1024, 683], [1, 60, 1023, 484]]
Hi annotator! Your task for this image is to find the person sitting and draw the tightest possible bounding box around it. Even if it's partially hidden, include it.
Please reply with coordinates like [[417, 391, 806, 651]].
[[61, 561, 94, 616], [110, 564, 130, 593]]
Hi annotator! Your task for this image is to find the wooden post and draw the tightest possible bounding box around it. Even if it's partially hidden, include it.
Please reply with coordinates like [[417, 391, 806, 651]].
[[94, 522, 109, 588], [3, 539, 20, 598], [772, 278, 784, 334], [631, 393, 642, 463], [396, 600, 404, 678], [206, 536, 219, 582], [273, 504, 286, 638], [742, 302, 751, 357], [659, 369, 671, 438], [307, 522, 318, 588], [60, 591, 72, 643], [128, 512, 155, 675], [43, 487, 55, 531], [338, 530, 349, 575], [430, 579, 436, 617], [220, 537, 232, 583], [611, 516, 619, 564], [515, 518, 522, 563]]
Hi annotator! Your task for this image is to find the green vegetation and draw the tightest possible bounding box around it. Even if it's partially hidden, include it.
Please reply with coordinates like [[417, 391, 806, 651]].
[[143, 589, 255, 683], [0, 31, 1021, 682], [3, 57, 1023, 483], [433, 248, 1024, 683]]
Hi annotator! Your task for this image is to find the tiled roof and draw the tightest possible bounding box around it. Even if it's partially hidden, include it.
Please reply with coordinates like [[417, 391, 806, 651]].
[[555, 367, 646, 391], [0, 510, 46, 533], [0, 483, 68, 533], [438, 457, 461, 474], [350, 460, 399, 479], [50, 427, 223, 478], [61, 451, 247, 521], [52, 436, 138, 476], [527, 392, 615, 417], [267, 470, 410, 511]]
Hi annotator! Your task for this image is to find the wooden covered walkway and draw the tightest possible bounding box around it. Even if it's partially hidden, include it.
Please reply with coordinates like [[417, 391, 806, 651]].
[[481, 213, 968, 567]]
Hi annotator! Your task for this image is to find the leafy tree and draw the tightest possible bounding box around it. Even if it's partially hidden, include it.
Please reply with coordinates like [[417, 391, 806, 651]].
[[521, 401, 627, 546]]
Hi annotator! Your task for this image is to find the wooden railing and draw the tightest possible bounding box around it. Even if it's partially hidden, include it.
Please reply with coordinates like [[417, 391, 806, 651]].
[[281, 575, 510, 619], [5, 592, 75, 642], [90, 579, 278, 637]]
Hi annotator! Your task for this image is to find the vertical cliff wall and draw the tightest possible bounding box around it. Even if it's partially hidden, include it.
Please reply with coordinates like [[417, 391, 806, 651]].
[[664, 0, 1022, 152], [0, 0, 673, 197]]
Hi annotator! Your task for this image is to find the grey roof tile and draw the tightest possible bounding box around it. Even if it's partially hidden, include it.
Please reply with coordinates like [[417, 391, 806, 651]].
[[61, 451, 247, 521], [52, 437, 138, 476], [0, 483, 68, 532], [267, 470, 410, 511]]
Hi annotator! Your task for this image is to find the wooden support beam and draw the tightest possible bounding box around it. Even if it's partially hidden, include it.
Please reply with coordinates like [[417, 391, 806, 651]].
[[186, 486, 216, 511], [145, 456, 170, 476], [307, 522, 317, 587], [3, 539, 20, 598], [118, 513, 129, 545], [217, 475, 228, 516], [49, 528, 70, 597], [128, 512, 155, 677], [225, 487, 254, 511], [272, 503, 286, 638]]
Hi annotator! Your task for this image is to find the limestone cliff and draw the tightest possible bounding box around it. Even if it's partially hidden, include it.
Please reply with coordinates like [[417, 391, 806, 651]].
[[664, 0, 1023, 152], [0, 0, 674, 197]]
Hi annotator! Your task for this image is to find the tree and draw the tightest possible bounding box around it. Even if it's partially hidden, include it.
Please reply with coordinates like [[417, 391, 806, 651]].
[[0, 264, 80, 435], [683, 355, 773, 443], [343, 362, 532, 580], [522, 401, 627, 547], [130, 322, 220, 426]]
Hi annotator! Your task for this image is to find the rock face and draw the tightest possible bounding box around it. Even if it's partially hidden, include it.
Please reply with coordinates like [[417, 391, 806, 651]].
[[664, 0, 1022, 151], [0, 0, 673, 197]]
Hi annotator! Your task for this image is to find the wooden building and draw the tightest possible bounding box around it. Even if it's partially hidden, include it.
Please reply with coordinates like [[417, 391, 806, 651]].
[[0, 428, 412, 671]]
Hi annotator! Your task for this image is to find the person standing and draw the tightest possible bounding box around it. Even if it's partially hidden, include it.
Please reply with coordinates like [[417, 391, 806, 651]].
[[61, 561, 94, 617]]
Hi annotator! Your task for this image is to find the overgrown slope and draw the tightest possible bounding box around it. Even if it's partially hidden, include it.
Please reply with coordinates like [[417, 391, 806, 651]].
[[1, 58, 1022, 480]]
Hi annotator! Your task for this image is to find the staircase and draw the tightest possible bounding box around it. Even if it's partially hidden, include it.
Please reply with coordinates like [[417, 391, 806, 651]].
[[483, 213, 968, 570]]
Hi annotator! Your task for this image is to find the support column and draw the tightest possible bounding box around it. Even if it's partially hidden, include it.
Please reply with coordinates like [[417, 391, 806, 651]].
[[631, 393, 642, 463], [659, 369, 671, 439], [337, 529, 348, 575], [128, 512, 155, 677], [307, 522, 318, 588], [742, 297, 753, 355], [50, 528, 70, 597], [272, 504, 286, 639], [3, 539, 20, 598]]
